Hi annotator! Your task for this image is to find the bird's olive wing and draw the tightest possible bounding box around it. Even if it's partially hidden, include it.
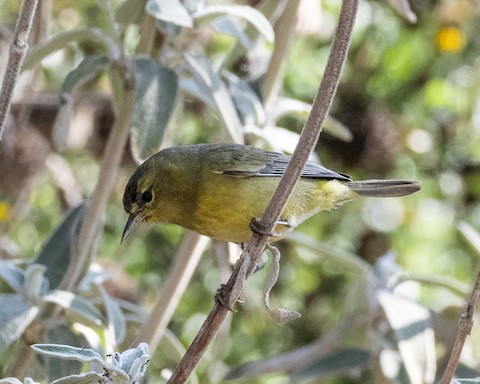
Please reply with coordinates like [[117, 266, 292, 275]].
[[215, 145, 350, 181]]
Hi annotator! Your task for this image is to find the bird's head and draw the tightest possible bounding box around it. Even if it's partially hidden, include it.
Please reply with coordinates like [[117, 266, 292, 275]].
[[121, 161, 157, 242]]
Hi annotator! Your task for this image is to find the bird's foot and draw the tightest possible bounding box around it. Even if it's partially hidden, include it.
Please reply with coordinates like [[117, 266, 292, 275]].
[[249, 218, 281, 238], [215, 284, 244, 311]]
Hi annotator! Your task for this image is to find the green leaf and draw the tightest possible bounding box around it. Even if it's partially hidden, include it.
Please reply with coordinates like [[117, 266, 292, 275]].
[[145, 0, 193, 27], [32, 344, 109, 366], [193, 5, 274, 43], [116, 343, 149, 380], [45, 325, 86, 382], [22, 264, 48, 300], [184, 54, 243, 143], [209, 17, 252, 49], [130, 58, 178, 162], [61, 55, 110, 94], [99, 285, 126, 346], [42, 290, 104, 326], [0, 295, 39, 353], [51, 372, 103, 384], [23, 29, 115, 70], [33, 202, 88, 290], [377, 290, 436, 384], [290, 348, 370, 381], [224, 71, 265, 126], [0, 259, 25, 293]]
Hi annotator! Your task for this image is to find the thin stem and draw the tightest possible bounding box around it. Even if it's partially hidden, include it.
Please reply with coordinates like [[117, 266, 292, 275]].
[[138, 232, 210, 351], [263, 0, 301, 107], [60, 60, 135, 291], [440, 271, 480, 384], [166, 1, 359, 382], [0, 0, 39, 143]]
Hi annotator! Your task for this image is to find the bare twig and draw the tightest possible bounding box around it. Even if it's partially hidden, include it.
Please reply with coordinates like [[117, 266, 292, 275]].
[[440, 271, 480, 384], [60, 59, 135, 291], [263, 0, 301, 107], [138, 232, 210, 351], [0, 0, 39, 143], [166, 1, 359, 382]]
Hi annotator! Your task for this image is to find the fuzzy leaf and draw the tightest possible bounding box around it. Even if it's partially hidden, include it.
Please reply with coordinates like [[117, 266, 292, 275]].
[[99, 285, 126, 346], [130, 58, 178, 162], [0, 260, 25, 293], [193, 5, 274, 43], [290, 348, 370, 381], [34, 202, 88, 290], [42, 290, 104, 326], [377, 290, 436, 384], [50, 372, 103, 384], [146, 0, 193, 27], [61, 55, 110, 94], [0, 295, 38, 353]]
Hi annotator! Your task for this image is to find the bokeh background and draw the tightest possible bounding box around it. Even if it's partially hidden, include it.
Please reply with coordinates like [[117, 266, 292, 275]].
[[0, 0, 479, 383]]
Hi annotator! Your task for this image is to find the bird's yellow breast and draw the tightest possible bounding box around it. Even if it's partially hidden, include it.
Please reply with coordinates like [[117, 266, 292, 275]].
[[180, 174, 354, 243]]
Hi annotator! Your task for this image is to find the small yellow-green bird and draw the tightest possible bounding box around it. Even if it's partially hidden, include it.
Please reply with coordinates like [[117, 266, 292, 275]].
[[122, 143, 420, 243]]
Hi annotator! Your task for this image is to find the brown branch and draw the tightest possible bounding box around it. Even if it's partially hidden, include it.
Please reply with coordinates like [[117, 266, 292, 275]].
[[60, 59, 135, 291], [440, 271, 480, 384], [166, 1, 359, 382], [0, 0, 39, 143]]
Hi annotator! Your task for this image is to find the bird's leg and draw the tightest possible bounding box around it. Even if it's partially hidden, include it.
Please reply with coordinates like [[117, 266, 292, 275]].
[[214, 252, 249, 311]]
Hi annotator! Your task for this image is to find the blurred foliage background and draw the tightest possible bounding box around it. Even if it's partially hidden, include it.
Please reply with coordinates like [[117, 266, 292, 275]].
[[0, 0, 480, 383]]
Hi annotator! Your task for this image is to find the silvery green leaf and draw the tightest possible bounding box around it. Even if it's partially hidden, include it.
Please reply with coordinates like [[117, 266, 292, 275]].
[[387, 0, 417, 23], [42, 290, 104, 326], [267, 98, 352, 142], [289, 348, 370, 381], [50, 372, 103, 384], [128, 354, 150, 382], [77, 264, 111, 292], [178, 77, 215, 109], [0, 259, 25, 293], [45, 325, 86, 382], [146, 0, 193, 27], [377, 290, 436, 384], [184, 54, 243, 143], [31, 344, 108, 367], [193, 5, 274, 43], [209, 17, 252, 49], [224, 71, 265, 126], [23, 264, 48, 300], [458, 221, 480, 257], [61, 55, 110, 94], [24, 380, 41, 384], [99, 285, 126, 346], [0, 295, 38, 353], [34, 202, 88, 290], [118, 343, 149, 376], [130, 58, 178, 162]]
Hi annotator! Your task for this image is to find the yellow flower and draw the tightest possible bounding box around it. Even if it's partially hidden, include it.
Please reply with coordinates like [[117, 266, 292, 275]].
[[436, 26, 466, 53], [0, 201, 11, 222]]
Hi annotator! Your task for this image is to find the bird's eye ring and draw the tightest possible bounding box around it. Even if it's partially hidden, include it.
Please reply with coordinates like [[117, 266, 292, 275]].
[[142, 190, 153, 203]]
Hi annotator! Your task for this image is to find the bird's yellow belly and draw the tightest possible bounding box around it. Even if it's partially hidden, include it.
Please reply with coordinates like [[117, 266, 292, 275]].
[[184, 176, 353, 243]]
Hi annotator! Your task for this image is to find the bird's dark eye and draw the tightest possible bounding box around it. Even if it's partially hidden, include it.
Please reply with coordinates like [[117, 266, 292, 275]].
[[142, 189, 153, 203]]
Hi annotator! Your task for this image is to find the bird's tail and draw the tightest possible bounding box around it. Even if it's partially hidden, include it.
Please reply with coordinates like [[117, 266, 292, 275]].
[[347, 180, 420, 197]]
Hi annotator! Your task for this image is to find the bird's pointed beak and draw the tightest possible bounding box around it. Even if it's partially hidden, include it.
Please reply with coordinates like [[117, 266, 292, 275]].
[[121, 212, 142, 243]]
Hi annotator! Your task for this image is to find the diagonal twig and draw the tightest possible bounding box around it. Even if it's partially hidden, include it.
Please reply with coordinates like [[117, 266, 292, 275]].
[[440, 271, 480, 384], [0, 0, 39, 143], [166, 1, 359, 383]]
